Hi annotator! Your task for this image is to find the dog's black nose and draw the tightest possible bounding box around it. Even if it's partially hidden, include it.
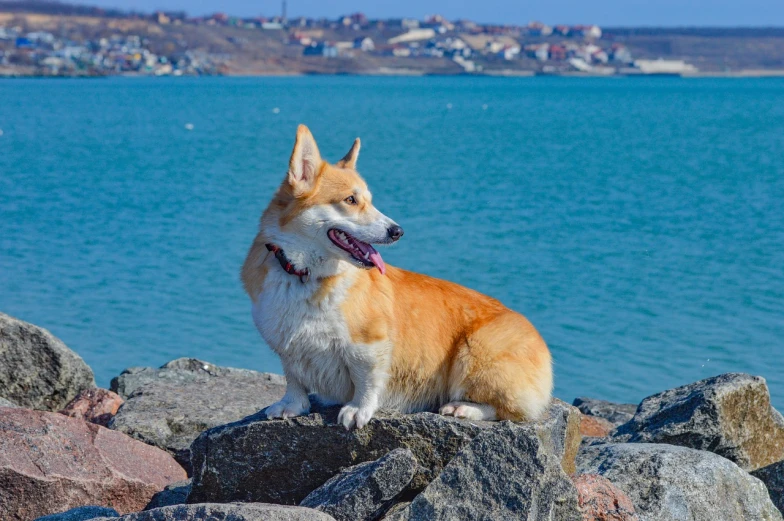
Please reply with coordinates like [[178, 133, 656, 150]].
[[387, 225, 404, 241]]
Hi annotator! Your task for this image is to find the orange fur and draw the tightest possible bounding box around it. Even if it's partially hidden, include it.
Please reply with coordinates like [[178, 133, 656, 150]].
[[341, 266, 552, 420]]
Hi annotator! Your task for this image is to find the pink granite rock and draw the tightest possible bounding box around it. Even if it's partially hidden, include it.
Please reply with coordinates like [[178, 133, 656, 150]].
[[60, 388, 125, 427], [579, 413, 615, 438], [0, 408, 186, 521], [573, 474, 639, 521]]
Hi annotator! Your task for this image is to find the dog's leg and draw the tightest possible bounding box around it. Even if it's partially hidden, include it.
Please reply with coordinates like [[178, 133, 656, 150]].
[[338, 350, 388, 430], [265, 369, 310, 420]]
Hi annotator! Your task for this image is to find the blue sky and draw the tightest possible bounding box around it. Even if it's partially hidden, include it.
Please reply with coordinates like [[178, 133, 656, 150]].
[[90, 0, 784, 26]]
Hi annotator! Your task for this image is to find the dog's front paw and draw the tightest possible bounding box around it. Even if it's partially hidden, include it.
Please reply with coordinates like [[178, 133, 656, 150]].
[[338, 403, 375, 430], [265, 398, 310, 420]]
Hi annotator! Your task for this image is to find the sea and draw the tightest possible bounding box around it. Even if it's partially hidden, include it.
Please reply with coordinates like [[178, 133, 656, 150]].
[[1, 76, 783, 410]]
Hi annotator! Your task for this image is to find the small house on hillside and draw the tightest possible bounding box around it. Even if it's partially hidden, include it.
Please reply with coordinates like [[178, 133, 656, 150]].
[[354, 37, 374, 51], [303, 43, 338, 57]]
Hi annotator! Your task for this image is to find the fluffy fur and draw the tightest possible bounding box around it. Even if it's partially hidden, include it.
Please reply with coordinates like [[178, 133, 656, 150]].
[[241, 125, 553, 429]]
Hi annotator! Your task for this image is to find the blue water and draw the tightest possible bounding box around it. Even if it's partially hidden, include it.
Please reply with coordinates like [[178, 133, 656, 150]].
[[1, 76, 783, 409]]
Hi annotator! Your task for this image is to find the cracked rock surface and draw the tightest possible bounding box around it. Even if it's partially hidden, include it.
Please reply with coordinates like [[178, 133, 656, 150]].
[[108, 358, 285, 473]]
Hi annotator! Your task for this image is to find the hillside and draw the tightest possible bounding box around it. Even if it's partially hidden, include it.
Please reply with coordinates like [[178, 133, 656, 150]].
[[1, 3, 783, 77]]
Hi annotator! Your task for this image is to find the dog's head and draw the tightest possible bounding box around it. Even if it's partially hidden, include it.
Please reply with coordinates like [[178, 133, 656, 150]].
[[261, 125, 403, 275]]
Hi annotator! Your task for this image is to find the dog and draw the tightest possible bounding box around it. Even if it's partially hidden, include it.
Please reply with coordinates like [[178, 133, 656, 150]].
[[241, 125, 553, 429]]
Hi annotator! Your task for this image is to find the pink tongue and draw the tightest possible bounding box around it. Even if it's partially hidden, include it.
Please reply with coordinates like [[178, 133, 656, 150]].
[[369, 251, 386, 275]]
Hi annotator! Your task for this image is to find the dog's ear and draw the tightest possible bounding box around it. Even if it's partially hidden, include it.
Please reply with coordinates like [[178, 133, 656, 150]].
[[287, 125, 322, 196], [336, 138, 361, 169]]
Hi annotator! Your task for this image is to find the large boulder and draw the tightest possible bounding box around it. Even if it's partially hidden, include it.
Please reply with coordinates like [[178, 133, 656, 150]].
[[300, 448, 417, 521], [60, 388, 124, 427], [91, 504, 335, 520], [577, 442, 783, 521], [108, 358, 285, 472], [188, 398, 581, 506], [573, 397, 637, 427], [752, 460, 784, 515], [612, 373, 784, 471], [0, 408, 186, 521], [0, 312, 95, 411], [572, 474, 639, 521], [34, 506, 119, 521], [387, 422, 581, 521]]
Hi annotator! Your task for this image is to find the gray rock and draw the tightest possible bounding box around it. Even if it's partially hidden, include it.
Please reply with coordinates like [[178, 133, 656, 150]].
[[91, 503, 334, 521], [572, 397, 637, 426], [107, 358, 285, 473], [752, 460, 784, 515], [145, 480, 192, 510], [188, 397, 580, 506], [0, 312, 95, 411], [189, 401, 477, 506], [382, 502, 411, 519], [532, 397, 582, 475], [0, 397, 19, 408], [389, 422, 581, 521], [193, 396, 578, 506], [577, 442, 783, 521], [34, 506, 119, 521], [109, 358, 285, 399], [300, 448, 417, 521], [612, 373, 784, 471]]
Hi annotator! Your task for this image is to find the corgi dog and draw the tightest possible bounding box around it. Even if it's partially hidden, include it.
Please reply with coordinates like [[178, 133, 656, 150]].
[[241, 125, 552, 429]]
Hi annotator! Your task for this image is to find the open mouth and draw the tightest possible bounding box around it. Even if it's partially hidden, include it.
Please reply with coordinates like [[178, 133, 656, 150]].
[[328, 228, 386, 275]]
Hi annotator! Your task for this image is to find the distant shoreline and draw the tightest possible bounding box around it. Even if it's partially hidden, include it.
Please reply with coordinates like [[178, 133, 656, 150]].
[[3, 69, 784, 79], [3, 7, 784, 80]]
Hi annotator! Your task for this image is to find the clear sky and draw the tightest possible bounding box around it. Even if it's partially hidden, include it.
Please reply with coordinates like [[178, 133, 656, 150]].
[[88, 0, 784, 27]]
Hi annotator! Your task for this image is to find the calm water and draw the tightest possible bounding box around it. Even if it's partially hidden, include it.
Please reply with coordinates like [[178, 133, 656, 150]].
[[1, 76, 783, 409]]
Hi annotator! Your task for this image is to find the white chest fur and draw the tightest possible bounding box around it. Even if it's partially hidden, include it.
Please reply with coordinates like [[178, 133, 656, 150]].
[[251, 268, 357, 403]]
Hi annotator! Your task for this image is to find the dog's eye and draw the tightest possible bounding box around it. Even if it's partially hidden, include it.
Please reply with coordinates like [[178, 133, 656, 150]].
[[344, 196, 357, 205]]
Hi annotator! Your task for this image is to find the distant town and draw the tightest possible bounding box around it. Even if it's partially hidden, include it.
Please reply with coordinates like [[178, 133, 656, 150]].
[[1, 0, 783, 77]]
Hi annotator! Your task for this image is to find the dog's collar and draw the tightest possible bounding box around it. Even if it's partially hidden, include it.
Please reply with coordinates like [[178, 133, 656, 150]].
[[265, 243, 310, 283]]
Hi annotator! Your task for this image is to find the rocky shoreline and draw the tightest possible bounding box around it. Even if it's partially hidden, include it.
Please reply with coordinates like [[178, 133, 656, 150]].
[[2, 311, 784, 521]]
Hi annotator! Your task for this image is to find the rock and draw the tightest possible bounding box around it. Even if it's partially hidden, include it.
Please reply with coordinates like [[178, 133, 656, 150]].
[[572, 474, 639, 521], [0, 312, 95, 411], [109, 358, 285, 399], [532, 398, 583, 475], [107, 358, 285, 473], [34, 506, 119, 520], [387, 422, 581, 521], [383, 502, 411, 519], [580, 414, 615, 438], [0, 408, 187, 521], [0, 397, 19, 408], [145, 480, 192, 510], [573, 397, 637, 427], [60, 388, 124, 427], [613, 373, 784, 471], [300, 448, 417, 521], [90, 503, 335, 520], [576, 442, 783, 521], [752, 460, 784, 515], [188, 397, 580, 506]]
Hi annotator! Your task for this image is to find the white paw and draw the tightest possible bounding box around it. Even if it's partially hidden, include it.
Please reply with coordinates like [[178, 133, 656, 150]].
[[338, 403, 375, 430], [439, 401, 495, 421], [439, 403, 457, 416], [265, 398, 309, 420]]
